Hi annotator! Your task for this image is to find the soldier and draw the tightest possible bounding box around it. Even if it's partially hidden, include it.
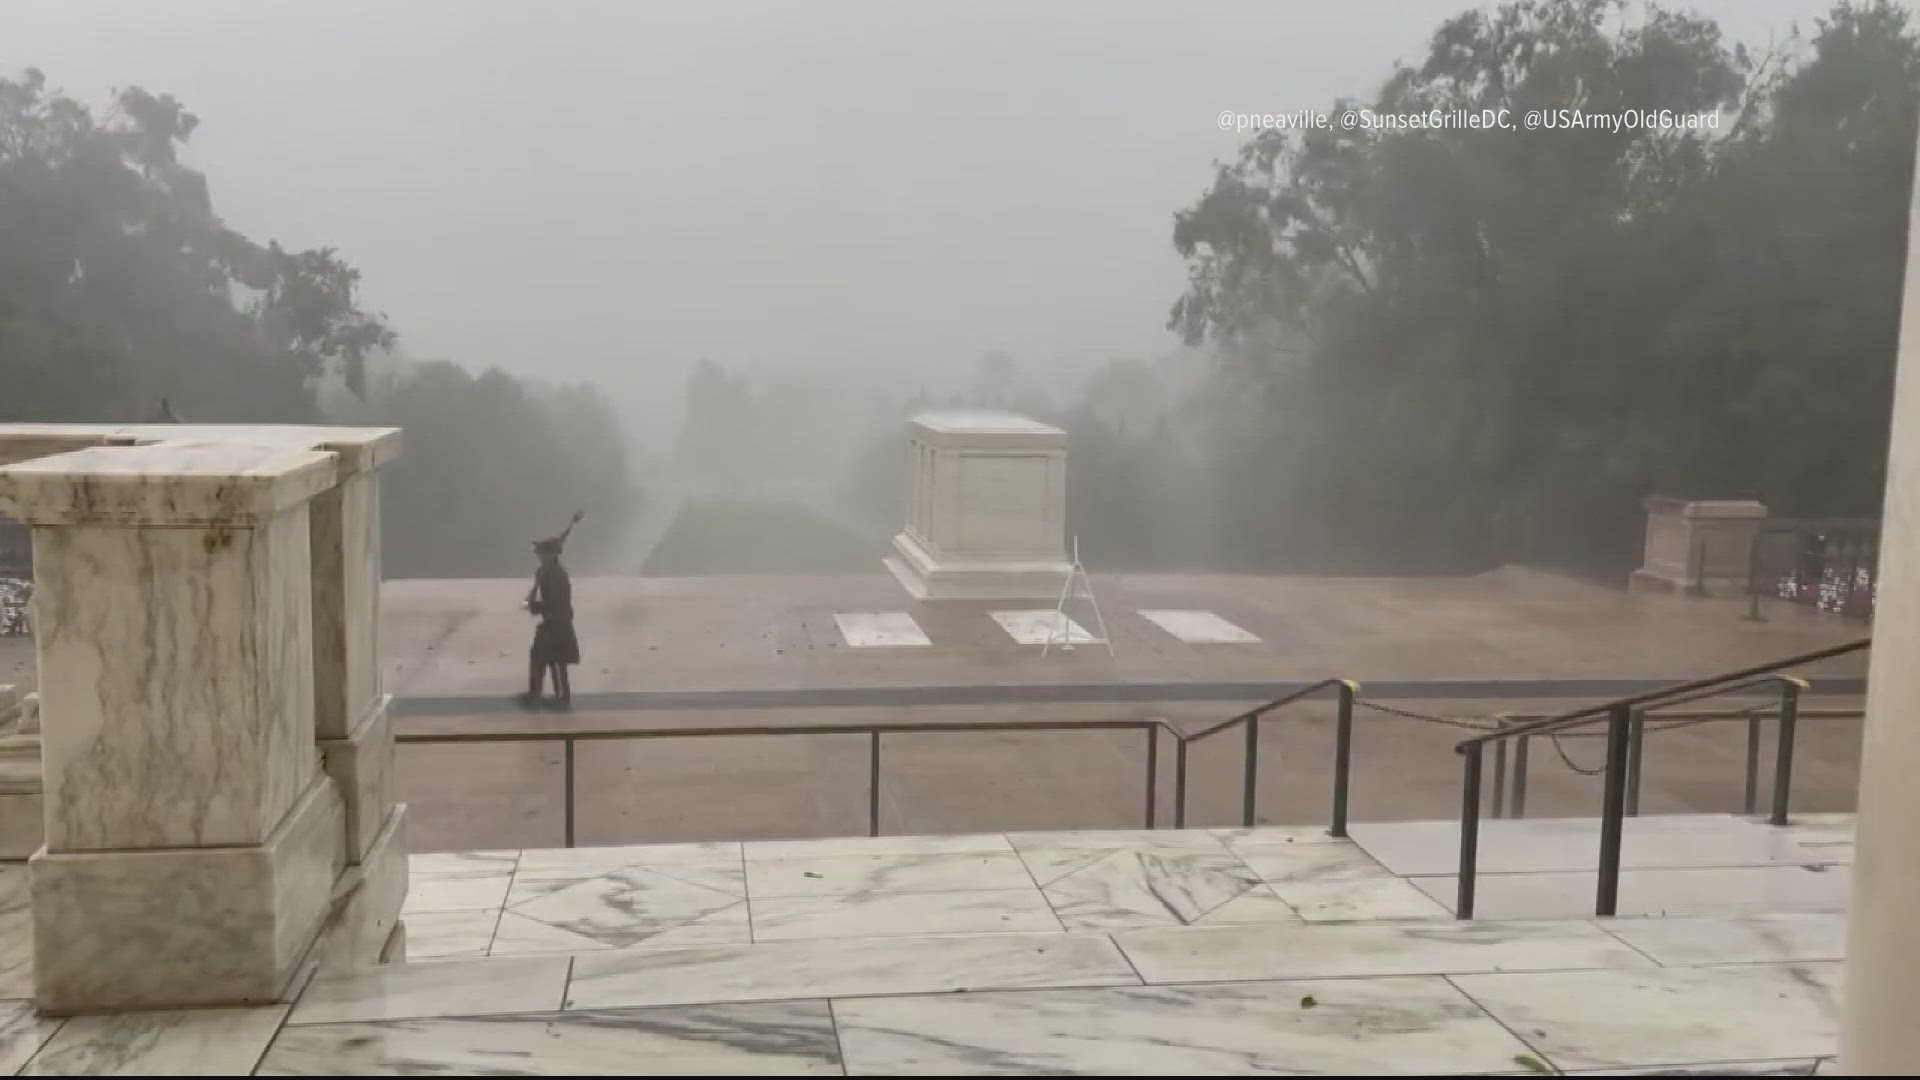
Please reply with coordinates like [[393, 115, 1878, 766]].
[[520, 511, 583, 709]]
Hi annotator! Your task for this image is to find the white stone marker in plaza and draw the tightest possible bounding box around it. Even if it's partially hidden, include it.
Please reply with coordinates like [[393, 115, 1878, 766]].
[[886, 412, 1073, 601], [0, 423, 408, 1013]]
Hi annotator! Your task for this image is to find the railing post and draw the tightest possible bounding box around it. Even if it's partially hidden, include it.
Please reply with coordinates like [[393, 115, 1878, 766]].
[[1241, 715, 1259, 828], [1770, 679, 1804, 826], [1174, 735, 1189, 829], [1512, 732, 1529, 819], [1491, 738, 1508, 821], [1596, 704, 1632, 918], [563, 736, 576, 848], [1144, 725, 1159, 829], [1743, 713, 1762, 815], [1457, 743, 1484, 920], [1625, 708, 1646, 818], [1330, 681, 1356, 837], [869, 730, 882, 837]]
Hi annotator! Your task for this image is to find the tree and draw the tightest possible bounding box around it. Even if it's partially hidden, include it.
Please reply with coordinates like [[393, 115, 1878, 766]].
[[1168, 0, 1920, 572], [0, 70, 391, 422]]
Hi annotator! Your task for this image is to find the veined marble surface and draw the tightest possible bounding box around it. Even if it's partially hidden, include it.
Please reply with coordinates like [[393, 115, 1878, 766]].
[[0, 818, 1867, 1075], [33, 508, 321, 851], [260, 1002, 842, 1076], [310, 472, 383, 741], [833, 977, 1533, 1075], [0, 443, 337, 527], [1450, 962, 1843, 1070], [565, 931, 1139, 1010]]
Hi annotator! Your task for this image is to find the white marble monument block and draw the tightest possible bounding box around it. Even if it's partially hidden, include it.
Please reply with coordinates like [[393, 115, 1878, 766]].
[[28, 777, 344, 1013], [320, 696, 394, 864], [0, 444, 336, 852], [1629, 497, 1769, 596], [315, 804, 409, 974], [886, 412, 1073, 600], [307, 432, 397, 740]]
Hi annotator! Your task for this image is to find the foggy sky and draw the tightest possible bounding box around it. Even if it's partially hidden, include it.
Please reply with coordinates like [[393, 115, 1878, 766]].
[[6, 0, 1828, 454]]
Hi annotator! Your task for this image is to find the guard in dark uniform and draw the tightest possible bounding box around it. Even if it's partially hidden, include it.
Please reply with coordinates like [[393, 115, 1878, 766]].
[[521, 511, 582, 709]]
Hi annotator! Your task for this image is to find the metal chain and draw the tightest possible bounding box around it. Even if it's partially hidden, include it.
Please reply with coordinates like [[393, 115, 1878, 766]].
[[1548, 704, 1775, 776], [1546, 731, 1607, 775], [1351, 697, 1778, 779], [1352, 699, 1505, 732]]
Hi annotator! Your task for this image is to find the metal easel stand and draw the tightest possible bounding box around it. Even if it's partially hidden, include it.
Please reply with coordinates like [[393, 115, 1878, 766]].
[[1042, 536, 1115, 658]]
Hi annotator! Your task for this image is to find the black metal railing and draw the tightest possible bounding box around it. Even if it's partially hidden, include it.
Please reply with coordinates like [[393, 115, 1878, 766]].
[[396, 681, 1364, 849], [1169, 678, 1358, 835], [1482, 704, 1864, 821], [1745, 518, 1880, 620], [1450, 637, 1870, 920]]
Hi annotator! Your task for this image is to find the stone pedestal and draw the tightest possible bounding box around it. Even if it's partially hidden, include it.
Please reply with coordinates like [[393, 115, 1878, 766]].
[[1627, 497, 1768, 596], [0, 439, 381, 1012], [885, 412, 1072, 600], [0, 687, 39, 861]]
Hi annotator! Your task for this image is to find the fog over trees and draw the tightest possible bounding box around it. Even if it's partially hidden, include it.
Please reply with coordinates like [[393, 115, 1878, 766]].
[[4, 0, 1917, 580], [0, 69, 635, 577]]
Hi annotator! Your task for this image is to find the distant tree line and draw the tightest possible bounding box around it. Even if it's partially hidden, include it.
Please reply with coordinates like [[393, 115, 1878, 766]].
[[829, 1, 1920, 577], [0, 70, 637, 577], [1169, 0, 1920, 573]]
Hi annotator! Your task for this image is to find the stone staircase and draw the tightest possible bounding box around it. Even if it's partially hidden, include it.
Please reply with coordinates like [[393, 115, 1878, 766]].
[[0, 812, 1849, 1073]]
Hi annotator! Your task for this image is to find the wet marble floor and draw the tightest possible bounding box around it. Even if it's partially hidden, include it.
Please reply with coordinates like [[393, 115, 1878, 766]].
[[0, 814, 1858, 1074]]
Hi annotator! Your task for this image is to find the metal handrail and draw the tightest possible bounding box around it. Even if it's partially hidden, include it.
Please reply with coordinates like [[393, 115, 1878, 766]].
[[1490, 706, 1862, 821], [1456, 639, 1866, 749], [1166, 678, 1359, 835], [399, 717, 1173, 847], [1449, 637, 1870, 920], [395, 680, 1368, 849]]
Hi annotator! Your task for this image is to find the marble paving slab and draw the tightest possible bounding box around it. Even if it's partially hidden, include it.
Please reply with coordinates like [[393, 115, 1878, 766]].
[[506, 858, 746, 906], [1450, 962, 1842, 1071], [1114, 918, 1653, 984], [1137, 609, 1261, 644], [749, 887, 1061, 941], [1006, 829, 1233, 855], [1232, 840, 1395, 882], [401, 873, 513, 915], [746, 852, 1035, 898], [289, 956, 572, 1025], [564, 932, 1139, 1010], [1271, 875, 1453, 921], [1598, 913, 1848, 966], [402, 910, 500, 960], [833, 612, 931, 648], [988, 611, 1100, 646], [1568, 1057, 1823, 1075], [744, 833, 1014, 859], [1350, 815, 1834, 877], [511, 841, 743, 876], [20, 1005, 288, 1076], [1210, 826, 1350, 849], [1409, 864, 1851, 919], [831, 976, 1535, 1075], [1032, 850, 1267, 931], [502, 866, 748, 948], [0, 1003, 63, 1074], [408, 851, 518, 878], [491, 904, 751, 955], [258, 1002, 843, 1076]]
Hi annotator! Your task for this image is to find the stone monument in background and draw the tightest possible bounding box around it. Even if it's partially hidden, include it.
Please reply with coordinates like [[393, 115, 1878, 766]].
[[885, 411, 1072, 600]]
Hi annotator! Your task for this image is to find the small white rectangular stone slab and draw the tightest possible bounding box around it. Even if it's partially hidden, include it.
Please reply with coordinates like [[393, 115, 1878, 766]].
[[1137, 609, 1261, 644], [990, 610, 1100, 645], [833, 612, 931, 648]]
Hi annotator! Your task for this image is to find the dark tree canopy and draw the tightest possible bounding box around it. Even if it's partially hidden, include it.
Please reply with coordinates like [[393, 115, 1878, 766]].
[[1167, 0, 1920, 571]]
